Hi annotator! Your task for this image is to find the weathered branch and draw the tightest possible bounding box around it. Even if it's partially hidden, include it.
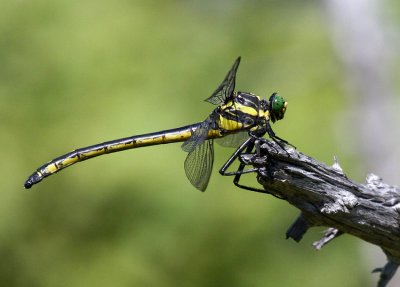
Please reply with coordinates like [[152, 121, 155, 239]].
[[239, 141, 400, 287]]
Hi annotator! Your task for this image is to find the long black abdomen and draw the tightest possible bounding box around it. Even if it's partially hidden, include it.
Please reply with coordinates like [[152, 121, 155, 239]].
[[24, 123, 208, 189]]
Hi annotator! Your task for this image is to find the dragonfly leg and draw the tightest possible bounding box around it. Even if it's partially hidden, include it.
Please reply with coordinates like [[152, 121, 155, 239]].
[[220, 137, 284, 198], [265, 122, 296, 151], [219, 137, 255, 176], [219, 136, 267, 176], [231, 138, 283, 197]]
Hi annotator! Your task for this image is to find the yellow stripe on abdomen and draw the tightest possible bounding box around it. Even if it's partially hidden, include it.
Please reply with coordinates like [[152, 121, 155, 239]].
[[25, 123, 224, 188]]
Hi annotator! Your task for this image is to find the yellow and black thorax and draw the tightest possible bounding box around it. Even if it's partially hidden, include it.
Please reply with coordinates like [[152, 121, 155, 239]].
[[215, 91, 269, 136]]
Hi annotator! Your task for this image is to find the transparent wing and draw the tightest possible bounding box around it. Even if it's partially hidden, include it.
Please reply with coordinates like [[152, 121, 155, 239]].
[[181, 120, 211, 153], [184, 139, 214, 192], [205, 57, 241, 105], [215, 131, 249, 148]]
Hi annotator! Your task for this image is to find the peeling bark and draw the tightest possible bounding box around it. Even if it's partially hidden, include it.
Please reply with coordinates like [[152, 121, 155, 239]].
[[238, 141, 400, 287]]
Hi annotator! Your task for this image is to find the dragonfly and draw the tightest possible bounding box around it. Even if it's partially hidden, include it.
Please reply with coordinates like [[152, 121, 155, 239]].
[[24, 57, 290, 191]]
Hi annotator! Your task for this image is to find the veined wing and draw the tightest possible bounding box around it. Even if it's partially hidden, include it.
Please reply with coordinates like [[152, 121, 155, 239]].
[[181, 120, 211, 153], [184, 139, 214, 192], [205, 57, 241, 105], [215, 131, 249, 148]]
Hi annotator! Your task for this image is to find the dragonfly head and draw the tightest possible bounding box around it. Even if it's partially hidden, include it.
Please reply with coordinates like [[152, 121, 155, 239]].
[[269, 92, 287, 123]]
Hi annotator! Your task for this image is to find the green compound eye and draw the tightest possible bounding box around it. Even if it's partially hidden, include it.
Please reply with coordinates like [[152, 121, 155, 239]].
[[269, 93, 287, 122], [272, 94, 285, 113]]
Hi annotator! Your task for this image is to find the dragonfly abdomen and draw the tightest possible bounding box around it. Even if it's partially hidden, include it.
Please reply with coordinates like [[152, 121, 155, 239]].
[[24, 123, 221, 189]]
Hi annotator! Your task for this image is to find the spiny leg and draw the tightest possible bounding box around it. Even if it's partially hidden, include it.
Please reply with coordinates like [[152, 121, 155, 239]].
[[220, 136, 285, 198], [219, 136, 267, 193], [219, 136, 262, 191], [265, 122, 296, 152], [219, 137, 255, 176], [232, 139, 262, 192], [232, 138, 283, 196]]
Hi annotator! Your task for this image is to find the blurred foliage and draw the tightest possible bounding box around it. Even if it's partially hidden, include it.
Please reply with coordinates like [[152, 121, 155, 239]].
[[2, 0, 398, 286]]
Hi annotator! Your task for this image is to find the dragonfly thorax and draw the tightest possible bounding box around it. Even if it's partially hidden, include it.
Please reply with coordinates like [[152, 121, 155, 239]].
[[216, 92, 269, 135]]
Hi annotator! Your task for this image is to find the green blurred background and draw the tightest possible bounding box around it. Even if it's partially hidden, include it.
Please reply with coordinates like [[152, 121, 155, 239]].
[[2, 1, 399, 286]]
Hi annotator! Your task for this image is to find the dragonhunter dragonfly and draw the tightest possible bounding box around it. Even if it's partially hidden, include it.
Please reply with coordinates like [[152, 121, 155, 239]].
[[24, 57, 290, 191]]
